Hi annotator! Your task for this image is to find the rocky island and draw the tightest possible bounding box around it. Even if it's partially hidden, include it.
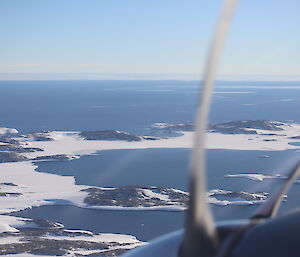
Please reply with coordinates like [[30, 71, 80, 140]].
[[0, 129, 143, 163], [82, 186, 188, 209], [152, 120, 287, 134], [80, 185, 271, 209], [209, 120, 286, 134], [0, 215, 144, 256], [79, 130, 142, 141]]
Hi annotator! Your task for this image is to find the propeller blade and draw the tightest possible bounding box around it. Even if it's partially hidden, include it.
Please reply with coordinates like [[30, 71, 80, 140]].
[[179, 1, 238, 256]]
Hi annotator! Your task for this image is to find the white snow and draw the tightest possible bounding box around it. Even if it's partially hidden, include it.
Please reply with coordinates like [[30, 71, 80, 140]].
[[63, 229, 94, 236], [0, 162, 88, 214], [12, 122, 300, 164], [19, 131, 193, 160], [0, 234, 145, 256], [70, 249, 105, 255], [224, 173, 286, 181], [141, 189, 170, 201], [67, 234, 146, 256], [0, 127, 18, 135], [206, 123, 300, 151], [42, 233, 142, 244], [0, 236, 23, 245], [171, 188, 189, 195], [0, 215, 30, 233], [208, 197, 263, 206], [207, 189, 267, 206], [0, 216, 145, 256], [152, 122, 171, 128]]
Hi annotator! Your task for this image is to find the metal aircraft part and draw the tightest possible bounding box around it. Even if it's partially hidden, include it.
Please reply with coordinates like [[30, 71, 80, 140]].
[[231, 210, 300, 257], [179, 0, 238, 256], [123, 208, 300, 257], [122, 231, 183, 257], [122, 221, 247, 257], [214, 209, 300, 257]]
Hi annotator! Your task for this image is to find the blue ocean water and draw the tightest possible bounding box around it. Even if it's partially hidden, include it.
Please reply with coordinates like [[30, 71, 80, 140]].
[[1, 80, 300, 134], [35, 148, 298, 192], [2, 80, 300, 241], [289, 142, 300, 146]]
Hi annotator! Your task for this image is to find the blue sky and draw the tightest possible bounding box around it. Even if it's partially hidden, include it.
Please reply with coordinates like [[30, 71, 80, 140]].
[[0, 0, 299, 80]]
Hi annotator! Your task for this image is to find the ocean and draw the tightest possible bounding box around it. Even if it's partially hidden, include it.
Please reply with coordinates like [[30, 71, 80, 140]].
[[1, 80, 300, 241]]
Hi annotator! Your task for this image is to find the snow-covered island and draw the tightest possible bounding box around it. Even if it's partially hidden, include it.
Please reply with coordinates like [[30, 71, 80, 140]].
[[0, 215, 145, 256], [81, 186, 275, 209]]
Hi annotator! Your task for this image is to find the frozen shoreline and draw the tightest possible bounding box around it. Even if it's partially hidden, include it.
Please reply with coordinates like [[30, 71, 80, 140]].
[[0, 161, 87, 214], [0, 214, 145, 256], [0, 121, 299, 214], [0, 160, 279, 215], [17, 123, 300, 163]]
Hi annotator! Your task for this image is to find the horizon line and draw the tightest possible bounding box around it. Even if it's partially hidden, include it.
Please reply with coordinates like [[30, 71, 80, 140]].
[[0, 73, 300, 82]]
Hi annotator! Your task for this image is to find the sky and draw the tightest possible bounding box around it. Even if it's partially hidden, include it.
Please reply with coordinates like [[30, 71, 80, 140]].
[[0, 0, 299, 80]]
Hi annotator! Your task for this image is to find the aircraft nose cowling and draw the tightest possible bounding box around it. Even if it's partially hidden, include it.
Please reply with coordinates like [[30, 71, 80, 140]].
[[231, 210, 300, 257], [122, 230, 183, 257]]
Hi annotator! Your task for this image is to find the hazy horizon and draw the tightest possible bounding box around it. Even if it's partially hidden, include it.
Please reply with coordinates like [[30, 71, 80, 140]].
[[1, 73, 300, 82]]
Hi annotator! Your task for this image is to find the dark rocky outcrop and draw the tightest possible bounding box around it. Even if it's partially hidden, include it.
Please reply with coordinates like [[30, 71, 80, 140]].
[[33, 154, 76, 161], [209, 120, 285, 134], [151, 120, 286, 135], [0, 145, 43, 153], [0, 192, 22, 197], [0, 152, 29, 163], [82, 186, 188, 208], [20, 132, 54, 141], [289, 135, 300, 139], [80, 130, 142, 141]]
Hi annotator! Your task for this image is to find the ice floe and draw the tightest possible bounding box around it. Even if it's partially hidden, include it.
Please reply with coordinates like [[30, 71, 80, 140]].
[[224, 173, 300, 184], [224, 173, 287, 182], [207, 189, 269, 206]]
